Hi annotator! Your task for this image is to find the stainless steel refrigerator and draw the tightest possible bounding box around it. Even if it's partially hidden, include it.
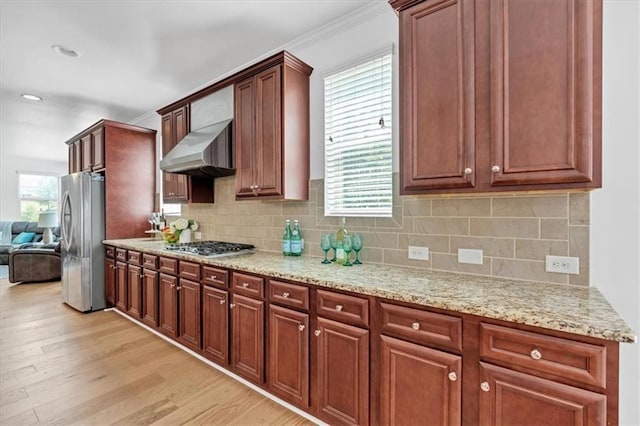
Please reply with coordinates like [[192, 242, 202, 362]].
[[60, 173, 106, 312]]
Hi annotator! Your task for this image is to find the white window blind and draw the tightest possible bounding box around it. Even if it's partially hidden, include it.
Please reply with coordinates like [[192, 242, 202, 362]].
[[324, 52, 392, 217]]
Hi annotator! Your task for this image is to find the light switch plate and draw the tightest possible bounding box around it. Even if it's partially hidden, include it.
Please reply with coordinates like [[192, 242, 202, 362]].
[[408, 246, 429, 261], [458, 248, 483, 265], [545, 255, 579, 274]]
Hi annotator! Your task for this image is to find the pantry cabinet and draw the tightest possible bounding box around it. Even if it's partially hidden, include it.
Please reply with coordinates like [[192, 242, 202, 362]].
[[234, 51, 312, 200], [391, 0, 602, 194]]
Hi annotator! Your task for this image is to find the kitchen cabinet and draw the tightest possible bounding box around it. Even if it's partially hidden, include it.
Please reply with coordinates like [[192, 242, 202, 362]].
[[68, 140, 82, 174], [391, 0, 602, 194], [141, 269, 159, 328], [126, 264, 143, 319], [202, 285, 229, 365], [231, 293, 265, 383], [234, 51, 312, 200], [114, 261, 127, 311], [80, 127, 105, 172], [178, 278, 202, 351], [158, 272, 179, 338], [104, 246, 116, 307]]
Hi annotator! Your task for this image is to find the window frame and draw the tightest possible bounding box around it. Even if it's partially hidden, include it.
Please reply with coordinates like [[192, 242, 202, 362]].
[[17, 171, 61, 222]]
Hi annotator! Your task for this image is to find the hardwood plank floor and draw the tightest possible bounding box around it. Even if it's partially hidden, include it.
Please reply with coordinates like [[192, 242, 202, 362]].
[[0, 279, 314, 425]]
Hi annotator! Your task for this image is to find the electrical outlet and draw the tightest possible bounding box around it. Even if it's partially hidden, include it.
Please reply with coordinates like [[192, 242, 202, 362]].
[[408, 246, 429, 260], [194, 231, 202, 240], [545, 255, 579, 274], [458, 248, 483, 265]]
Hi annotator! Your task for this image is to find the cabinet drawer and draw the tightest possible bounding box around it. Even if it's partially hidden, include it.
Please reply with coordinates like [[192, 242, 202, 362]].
[[269, 280, 309, 311], [317, 289, 369, 328], [202, 266, 228, 288], [380, 302, 462, 351], [115, 248, 127, 262], [142, 254, 158, 270], [127, 250, 142, 266], [159, 257, 178, 275], [105, 246, 115, 258], [180, 261, 201, 281], [232, 272, 264, 299], [479, 323, 606, 388]]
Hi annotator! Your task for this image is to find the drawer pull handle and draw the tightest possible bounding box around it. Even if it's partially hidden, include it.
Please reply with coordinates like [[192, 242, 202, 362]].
[[242, 282, 250, 288], [282, 292, 290, 298], [411, 322, 420, 330], [314, 329, 321, 336], [335, 304, 343, 312], [298, 324, 305, 331], [448, 372, 457, 382], [530, 349, 542, 360], [229, 303, 236, 309], [210, 275, 217, 280], [219, 299, 226, 305], [480, 382, 490, 392]]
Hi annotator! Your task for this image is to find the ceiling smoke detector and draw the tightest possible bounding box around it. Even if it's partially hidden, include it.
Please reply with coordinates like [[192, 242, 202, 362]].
[[52, 44, 80, 58], [20, 94, 43, 101]]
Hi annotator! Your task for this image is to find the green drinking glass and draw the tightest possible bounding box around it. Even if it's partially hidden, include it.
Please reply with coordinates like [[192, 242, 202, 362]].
[[320, 234, 331, 264], [342, 235, 353, 267], [351, 233, 362, 264]]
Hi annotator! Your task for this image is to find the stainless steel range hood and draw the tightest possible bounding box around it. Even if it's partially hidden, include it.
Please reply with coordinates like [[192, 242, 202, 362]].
[[160, 86, 235, 179]]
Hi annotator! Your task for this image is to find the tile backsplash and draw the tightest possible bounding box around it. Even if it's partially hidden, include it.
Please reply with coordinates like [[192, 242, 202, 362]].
[[182, 174, 590, 286]]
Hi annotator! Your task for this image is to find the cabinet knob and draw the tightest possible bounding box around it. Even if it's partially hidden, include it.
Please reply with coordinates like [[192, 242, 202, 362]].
[[448, 372, 458, 382], [242, 282, 250, 288], [491, 165, 501, 173], [176, 286, 181, 291], [480, 382, 490, 392], [530, 349, 542, 360], [229, 303, 236, 309], [411, 322, 420, 330], [210, 275, 217, 280], [170, 284, 175, 288], [314, 329, 322, 336], [298, 324, 305, 331], [464, 167, 472, 175], [140, 273, 144, 278], [219, 299, 226, 305], [282, 292, 290, 298], [335, 304, 343, 312]]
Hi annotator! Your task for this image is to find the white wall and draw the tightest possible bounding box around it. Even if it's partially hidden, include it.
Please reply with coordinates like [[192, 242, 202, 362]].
[[592, 1, 640, 425]]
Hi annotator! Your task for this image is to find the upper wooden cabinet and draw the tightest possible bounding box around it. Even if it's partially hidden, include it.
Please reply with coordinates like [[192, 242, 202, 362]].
[[234, 51, 312, 200], [391, 0, 602, 194]]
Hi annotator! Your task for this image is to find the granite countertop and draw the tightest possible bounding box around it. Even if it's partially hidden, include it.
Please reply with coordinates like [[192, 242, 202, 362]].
[[104, 238, 637, 343]]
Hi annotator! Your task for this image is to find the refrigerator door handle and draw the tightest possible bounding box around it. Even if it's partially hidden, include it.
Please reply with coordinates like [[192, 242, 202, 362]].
[[61, 191, 73, 252]]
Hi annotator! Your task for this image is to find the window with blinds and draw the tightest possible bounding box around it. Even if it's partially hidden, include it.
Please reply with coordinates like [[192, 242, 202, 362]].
[[324, 52, 392, 217]]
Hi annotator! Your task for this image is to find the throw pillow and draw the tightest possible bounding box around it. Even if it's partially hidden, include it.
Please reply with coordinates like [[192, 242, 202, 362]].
[[12, 232, 35, 244]]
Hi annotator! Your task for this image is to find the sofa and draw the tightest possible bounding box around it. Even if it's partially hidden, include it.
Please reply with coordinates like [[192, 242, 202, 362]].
[[9, 244, 61, 283], [0, 221, 61, 264]]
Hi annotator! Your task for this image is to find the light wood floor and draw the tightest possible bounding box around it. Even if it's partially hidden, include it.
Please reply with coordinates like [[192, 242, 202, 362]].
[[0, 279, 314, 425]]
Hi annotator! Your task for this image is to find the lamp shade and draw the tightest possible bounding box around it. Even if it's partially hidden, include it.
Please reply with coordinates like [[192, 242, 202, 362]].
[[38, 212, 58, 228]]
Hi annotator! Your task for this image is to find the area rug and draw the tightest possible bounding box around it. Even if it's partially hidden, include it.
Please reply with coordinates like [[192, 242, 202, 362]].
[[0, 265, 8, 280]]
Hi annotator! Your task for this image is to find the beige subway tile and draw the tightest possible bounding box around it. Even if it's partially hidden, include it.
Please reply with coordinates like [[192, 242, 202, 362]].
[[399, 234, 450, 253], [282, 201, 314, 216], [317, 215, 340, 227], [344, 217, 377, 229], [492, 196, 568, 218], [383, 249, 432, 269], [569, 225, 589, 286], [515, 239, 568, 260], [309, 179, 323, 190], [432, 198, 491, 217], [470, 218, 538, 238], [357, 247, 383, 264], [351, 232, 398, 250], [492, 258, 568, 284], [375, 207, 404, 229], [431, 253, 491, 275], [451, 236, 514, 258], [540, 219, 569, 240], [403, 199, 432, 217], [415, 217, 469, 236], [569, 193, 590, 225]]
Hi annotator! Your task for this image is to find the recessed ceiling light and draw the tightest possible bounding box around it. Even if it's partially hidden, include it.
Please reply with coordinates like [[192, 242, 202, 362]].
[[52, 44, 80, 58], [21, 94, 43, 101]]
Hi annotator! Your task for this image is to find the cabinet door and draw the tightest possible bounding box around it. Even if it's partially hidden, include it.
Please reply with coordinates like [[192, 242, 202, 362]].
[[72, 141, 82, 173], [172, 107, 190, 201], [268, 305, 309, 407], [178, 278, 201, 351], [141, 269, 159, 327], [315, 317, 369, 426], [115, 261, 127, 311], [235, 77, 257, 197], [489, 0, 599, 186], [254, 66, 282, 197], [203, 286, 229, 364], [479, 362, 606, 426], [92, 127, 105, 170], [158, 273, 179, 338], [231, 293, 264, 383], [80, 134, 92, 172], [105, 257, 116, 307], [68, 145, 73, 174], [399, 0, 476, 193], [127, 264, 143, 318], [380, 335, 461, 426]]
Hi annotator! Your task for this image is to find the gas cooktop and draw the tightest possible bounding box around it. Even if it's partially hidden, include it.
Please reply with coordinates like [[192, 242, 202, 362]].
[[163, 240, 255, 258]]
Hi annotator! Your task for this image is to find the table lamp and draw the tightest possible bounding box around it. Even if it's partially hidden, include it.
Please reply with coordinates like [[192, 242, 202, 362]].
[[38, 212, 58, 244]]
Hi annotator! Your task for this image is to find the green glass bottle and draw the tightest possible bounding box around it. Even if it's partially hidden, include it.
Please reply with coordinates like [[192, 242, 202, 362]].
[[335, 217, 349, 265], [291, 219, 302, 256], [282, 219, 292, 256]]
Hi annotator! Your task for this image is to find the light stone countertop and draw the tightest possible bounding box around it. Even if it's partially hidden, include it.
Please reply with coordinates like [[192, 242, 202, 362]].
[[104, 238, 637, 343]]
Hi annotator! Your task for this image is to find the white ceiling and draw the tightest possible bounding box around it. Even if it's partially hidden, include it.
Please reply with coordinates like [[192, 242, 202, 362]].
[[0, 0, 378, 163]]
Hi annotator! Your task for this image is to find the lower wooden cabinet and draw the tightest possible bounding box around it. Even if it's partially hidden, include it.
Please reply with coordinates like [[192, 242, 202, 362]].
[[231, 293, 265, 383], [158, 273, 179, 338], [105, 257, 115, 307], [141, 269, 159, 327], [178, 278, 202, 351], [479, 362, 606, 426], [380, 335, 461, 426], [315, 316, 369, 426], [203, 286, 229, 364], [127, 264, 143, 318], [115, 261, 127, 311], [268, 304, 309, 407]]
